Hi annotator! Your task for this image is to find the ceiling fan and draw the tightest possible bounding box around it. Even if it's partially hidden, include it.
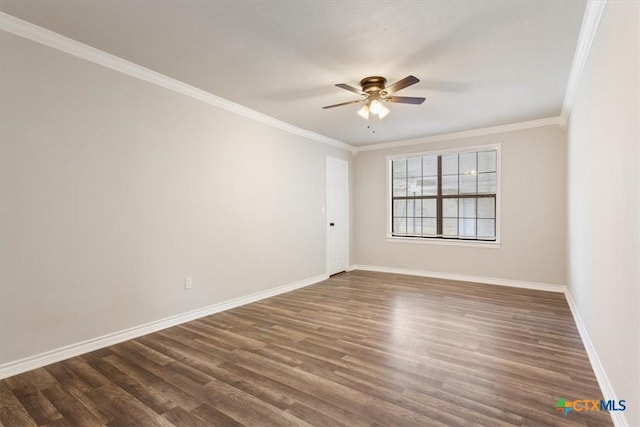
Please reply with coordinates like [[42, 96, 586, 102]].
[[323, 75, 425, 119]]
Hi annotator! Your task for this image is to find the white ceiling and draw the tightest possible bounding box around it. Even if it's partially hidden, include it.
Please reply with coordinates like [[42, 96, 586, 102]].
[[1, 1, 586, 146]]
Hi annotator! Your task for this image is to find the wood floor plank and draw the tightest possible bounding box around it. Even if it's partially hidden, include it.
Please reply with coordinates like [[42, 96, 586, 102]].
[[62, 359, 111, 389], [41, 385, 104, 427], [161, 406, 209, 427], [285, 401, 349, 427], [168, 373, 311, 427], [205, 362, 296, 410], [87, 384, 173, 427], [11, 384, 62, 426], [190, 403, 243, 426], [0, 271, 613, 426], [0, 382, 37, 427], [87, 357, 176, 415], [217, 361, 371, 427], [44, 363, 94, 396], [229, 349, 445, 426], [101, 354, 198, 413]]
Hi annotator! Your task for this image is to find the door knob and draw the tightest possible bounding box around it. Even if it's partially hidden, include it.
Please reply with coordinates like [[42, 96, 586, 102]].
[[329, 222, 335, 226]]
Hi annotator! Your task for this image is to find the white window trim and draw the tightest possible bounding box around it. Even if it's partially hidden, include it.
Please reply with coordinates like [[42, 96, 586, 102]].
[[386, 143, 501, 248]]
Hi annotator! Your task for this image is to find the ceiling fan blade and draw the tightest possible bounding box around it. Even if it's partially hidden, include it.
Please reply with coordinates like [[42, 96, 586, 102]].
[[335, 83, 365, 95], [384, 75, 420, 94], [322, 99, 362, 109], [386, 96, 426, 105]]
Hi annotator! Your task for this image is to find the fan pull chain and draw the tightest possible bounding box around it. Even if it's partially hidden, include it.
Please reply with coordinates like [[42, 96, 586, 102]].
[[367, 123, 376, 134]]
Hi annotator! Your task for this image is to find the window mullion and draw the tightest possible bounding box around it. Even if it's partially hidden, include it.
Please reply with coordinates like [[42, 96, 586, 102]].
[[391, 163, 395, 234], [437, 155, 443, 236]]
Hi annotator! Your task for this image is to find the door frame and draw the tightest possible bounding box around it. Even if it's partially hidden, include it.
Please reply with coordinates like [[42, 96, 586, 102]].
[[325, 156, 350, 276]]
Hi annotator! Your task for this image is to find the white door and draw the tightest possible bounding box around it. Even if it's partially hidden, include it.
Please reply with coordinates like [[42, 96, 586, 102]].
[[326, 157, 349, 275]]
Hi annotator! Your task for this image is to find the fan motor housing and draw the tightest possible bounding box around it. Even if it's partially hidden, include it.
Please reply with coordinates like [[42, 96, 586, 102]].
[[360, 76, 387, 94]]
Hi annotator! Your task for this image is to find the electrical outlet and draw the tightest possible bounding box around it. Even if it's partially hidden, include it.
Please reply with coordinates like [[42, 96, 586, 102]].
[[184, 277, 193, 290]]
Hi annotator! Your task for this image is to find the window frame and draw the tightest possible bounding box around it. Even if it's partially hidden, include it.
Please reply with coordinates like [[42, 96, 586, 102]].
[[386, 144, 501, 248]]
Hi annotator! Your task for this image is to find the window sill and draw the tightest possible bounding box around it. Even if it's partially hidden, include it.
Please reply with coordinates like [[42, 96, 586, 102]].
[[386, 236, 501, 248]]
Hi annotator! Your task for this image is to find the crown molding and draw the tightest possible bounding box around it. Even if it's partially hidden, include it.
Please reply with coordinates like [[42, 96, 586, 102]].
[[352, 116, 563, 154], [0, 12, 352, 152], [560, 0, 607, 122]]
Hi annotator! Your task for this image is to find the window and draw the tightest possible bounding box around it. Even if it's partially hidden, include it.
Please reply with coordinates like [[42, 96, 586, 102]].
[[388, 146, 499, 243]]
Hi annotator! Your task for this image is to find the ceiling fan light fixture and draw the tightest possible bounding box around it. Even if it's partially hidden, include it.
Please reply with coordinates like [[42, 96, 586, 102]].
[[369, 99, 383, 115], [361, 99, 390, 119], [378, 104, 390, 119], [357, 104, 370, 119]]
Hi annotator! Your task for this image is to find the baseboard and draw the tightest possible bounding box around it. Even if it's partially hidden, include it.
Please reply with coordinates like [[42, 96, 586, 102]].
[[0, 273, 328, 380], [564, 291, 628, 427], [351, 264, 566, 293]]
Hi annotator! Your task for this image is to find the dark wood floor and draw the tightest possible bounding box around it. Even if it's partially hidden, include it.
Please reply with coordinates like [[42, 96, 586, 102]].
[[1, 271, 612, 426]]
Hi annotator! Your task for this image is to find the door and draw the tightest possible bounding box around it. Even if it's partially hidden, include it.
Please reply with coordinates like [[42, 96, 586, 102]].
[[326, 157, 349, 275]]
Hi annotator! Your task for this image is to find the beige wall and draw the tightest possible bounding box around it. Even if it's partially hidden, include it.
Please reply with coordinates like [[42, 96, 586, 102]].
[[354, 125, 567, 285], [0, 32, 351, 364], [567, 1, 639, 425]]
